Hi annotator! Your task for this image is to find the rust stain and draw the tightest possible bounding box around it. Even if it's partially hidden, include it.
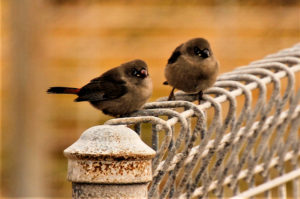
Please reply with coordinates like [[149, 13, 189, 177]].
[[65, 151, 155, 161], [79, 160, 151, 178]]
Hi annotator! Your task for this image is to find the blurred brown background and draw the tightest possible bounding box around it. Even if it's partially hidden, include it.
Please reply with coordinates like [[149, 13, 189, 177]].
[[1, 0, 300, 197]]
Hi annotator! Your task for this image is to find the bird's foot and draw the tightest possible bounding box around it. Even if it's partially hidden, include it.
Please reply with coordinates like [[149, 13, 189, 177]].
[[197, 91, 203, 104], [168, 87, 176, 101], [168, 95, 176, 101]]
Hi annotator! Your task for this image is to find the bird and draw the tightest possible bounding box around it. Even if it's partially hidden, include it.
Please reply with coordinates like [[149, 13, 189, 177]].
[[164, 38, 219, 103], [47, 59, 152, 117]]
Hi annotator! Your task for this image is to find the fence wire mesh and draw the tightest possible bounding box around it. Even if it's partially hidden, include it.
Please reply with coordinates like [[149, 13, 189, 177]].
[[105, 43, 300, 199]]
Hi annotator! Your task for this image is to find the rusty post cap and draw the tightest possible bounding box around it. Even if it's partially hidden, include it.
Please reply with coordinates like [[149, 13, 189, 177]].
[[64, 125, 156, 184]]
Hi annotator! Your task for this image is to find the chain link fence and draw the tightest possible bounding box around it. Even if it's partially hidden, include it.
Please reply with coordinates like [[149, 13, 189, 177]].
[[104, 44, 300, 198]]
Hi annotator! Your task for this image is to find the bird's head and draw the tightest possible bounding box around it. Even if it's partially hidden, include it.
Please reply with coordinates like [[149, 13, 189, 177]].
[[185, 38, 212, 59], [123, 59, 150, 83]]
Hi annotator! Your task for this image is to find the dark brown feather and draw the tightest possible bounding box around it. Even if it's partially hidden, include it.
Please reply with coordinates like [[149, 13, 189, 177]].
[[47, 87, 80, 94], [167, 44, 183, 64], [75, 69, 127, 102]]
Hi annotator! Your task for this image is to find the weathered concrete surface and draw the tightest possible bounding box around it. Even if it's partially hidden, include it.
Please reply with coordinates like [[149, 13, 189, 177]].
[[67, 159, 153, 183], [64, 125, 156, 198], [72, 183, 148, 199], [64, 125, 155, 160]]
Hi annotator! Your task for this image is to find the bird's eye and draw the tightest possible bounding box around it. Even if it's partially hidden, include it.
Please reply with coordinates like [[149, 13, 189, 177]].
[[194, 47, 202, 56], [132, 69, 138, 76], [131, 68, 148, 78], [194, 47, 210, 59]]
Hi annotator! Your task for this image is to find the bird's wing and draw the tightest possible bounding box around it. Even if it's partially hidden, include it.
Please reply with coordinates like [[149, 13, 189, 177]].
[[167, 44, 183, 64], [75, 70, 128, 102]]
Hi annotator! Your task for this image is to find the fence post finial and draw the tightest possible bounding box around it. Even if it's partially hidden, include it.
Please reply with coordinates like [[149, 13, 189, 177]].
[[64, 125, 156, 199]]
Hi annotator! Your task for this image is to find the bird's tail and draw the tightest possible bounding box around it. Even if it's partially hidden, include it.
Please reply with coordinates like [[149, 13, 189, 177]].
[[47, 87, 80, 95]]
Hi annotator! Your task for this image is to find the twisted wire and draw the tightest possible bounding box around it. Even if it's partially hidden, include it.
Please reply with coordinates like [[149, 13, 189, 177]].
[[105, 43, 300, 198]]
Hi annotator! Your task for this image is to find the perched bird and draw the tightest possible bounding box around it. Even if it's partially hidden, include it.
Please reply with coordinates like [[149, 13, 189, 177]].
[[164, 38, 219, 102], [47, 59, 152, 117]]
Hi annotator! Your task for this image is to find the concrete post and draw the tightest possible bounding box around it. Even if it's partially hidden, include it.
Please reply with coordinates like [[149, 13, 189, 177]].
[[64, 125, 156, 199]]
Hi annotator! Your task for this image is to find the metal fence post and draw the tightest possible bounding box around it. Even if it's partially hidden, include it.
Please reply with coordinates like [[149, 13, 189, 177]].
[[64, 125, 156, 199]]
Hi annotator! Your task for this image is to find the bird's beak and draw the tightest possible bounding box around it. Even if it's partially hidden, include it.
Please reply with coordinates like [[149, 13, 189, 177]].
[[140, 69, 148, 77], [201, 49, 210, 58]]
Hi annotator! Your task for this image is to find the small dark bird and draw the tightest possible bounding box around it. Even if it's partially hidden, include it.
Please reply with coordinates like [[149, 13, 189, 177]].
[[164, 38, 219, 102], [47, 59, 152, 117]]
